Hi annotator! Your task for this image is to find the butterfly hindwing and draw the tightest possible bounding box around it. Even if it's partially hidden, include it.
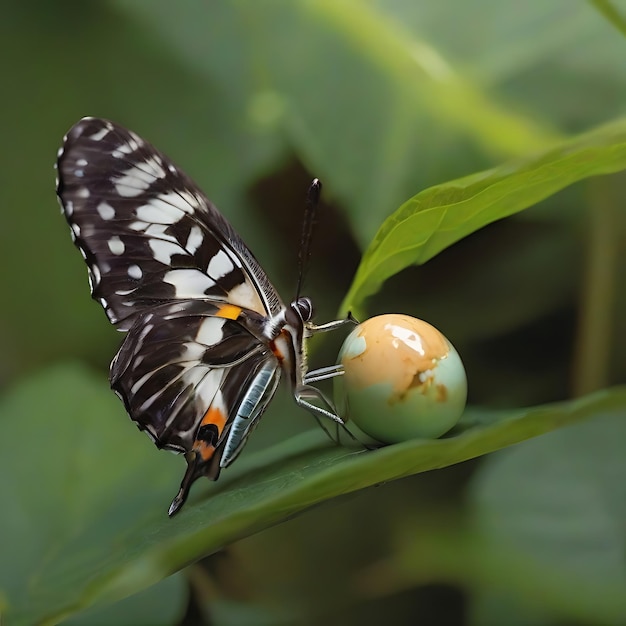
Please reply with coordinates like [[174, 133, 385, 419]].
[[56, 117, 282, 330], [110, 300, 276, 452]]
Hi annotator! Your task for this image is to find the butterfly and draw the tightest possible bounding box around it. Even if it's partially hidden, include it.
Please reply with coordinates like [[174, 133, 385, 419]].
[[56, 117, 352, 516]]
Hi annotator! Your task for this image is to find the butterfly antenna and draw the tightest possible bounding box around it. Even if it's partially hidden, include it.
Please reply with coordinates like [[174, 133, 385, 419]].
[[296, 178, 322, 300]]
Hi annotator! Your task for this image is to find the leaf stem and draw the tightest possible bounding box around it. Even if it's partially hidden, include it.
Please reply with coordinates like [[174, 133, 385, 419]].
[[572, 177, 618, 395], [589, 0, 626, 38]]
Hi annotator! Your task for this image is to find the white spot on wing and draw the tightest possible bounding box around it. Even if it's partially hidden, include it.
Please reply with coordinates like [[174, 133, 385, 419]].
[[179, 190, 201, 210], [128, 264, 142, 280], [159, 190, 195, 214], [186, 225, 203, 255], [228, 281, 265, 313], [149, 239, 185, 265], [136, 195, 185, 224], [97, 202, 116, 220], [71, 223, 81, 237], [142, 155, 166, 179], [196, 318, 225, 347], [163, 269, 214, 297], [91, 264, 101, 285], [127, 219, 180, 245], [65, 200, 74, 217], [207, 250, 234, 279], [114, 165, 153, 197], [137, 323, 154, 344], [77, 158, 88, 167], [89, 127, 109, 142], [112, 140, 138, 158], [195, 369, 224, 408], [108, 236, 125, 255], [144, 224, 179, 243], [180, 341, 205, 362], [131, 370, 153, 395], [77, 187, 90, 198]]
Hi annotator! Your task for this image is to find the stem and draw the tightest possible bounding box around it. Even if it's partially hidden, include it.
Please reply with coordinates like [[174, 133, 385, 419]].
[[572, 177, 618, 396]]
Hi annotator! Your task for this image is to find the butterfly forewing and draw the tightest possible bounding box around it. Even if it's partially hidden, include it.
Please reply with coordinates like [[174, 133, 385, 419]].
[[56, 117, 282, 330]]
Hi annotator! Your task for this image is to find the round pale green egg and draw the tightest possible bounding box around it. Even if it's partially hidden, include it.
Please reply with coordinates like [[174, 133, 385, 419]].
[[335, 314, 467, 443]]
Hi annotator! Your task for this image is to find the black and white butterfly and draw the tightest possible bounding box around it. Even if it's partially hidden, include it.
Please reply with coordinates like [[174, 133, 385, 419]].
[[56, 117, 352, 516]]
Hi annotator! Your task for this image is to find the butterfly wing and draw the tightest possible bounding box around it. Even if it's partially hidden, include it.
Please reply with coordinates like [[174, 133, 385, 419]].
[[56, 117, 283, 330], [56, 118, 290, 514], [110, 300, 282, 515], [110, 300, 279, 455]]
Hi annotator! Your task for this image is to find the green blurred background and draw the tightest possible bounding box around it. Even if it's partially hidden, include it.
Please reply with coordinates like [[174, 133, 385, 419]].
[[2, 1, 626, 624]]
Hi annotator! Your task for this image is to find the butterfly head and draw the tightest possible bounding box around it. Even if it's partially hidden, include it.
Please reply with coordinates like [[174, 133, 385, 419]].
[[292, 296, 314, 323]]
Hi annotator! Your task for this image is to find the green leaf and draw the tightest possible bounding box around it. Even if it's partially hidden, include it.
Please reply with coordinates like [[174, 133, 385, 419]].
[[0, 364, 183, 626], [365, 411, 626, 625], [1, 364, 624, 624], [589, 0, 626, 38], [467, 411, 626, 623], [341, 117, 626, 315], [62, 574, 186, 626], [113, 0, 559, 246]]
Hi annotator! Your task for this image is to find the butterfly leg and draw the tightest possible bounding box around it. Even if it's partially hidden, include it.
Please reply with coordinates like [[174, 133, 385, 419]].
[[304, 364, 345, 384], [295, 384, 343, 423], [306, 311, 358, 335], [295, 384, 362, 447]]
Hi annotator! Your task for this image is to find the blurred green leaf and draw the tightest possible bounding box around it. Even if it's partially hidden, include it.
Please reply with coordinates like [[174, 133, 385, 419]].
[[469, 591, 555, 626], [0, 365, 182, 625], [1, 365, 624, 623], [356, 411, 626, 625], [376, 1, 626, 131], [114, 0, 559, 246], [467, 411, 626, 623], [589, 0, 626, 38], [63, 574, 186, 626], [342, 117, 626, 315], [386, 505, 626, 626]]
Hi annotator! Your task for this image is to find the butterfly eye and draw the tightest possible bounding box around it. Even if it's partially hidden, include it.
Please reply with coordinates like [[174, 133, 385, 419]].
[[334, 314, 467, 443], [293, 296, 314, 322]]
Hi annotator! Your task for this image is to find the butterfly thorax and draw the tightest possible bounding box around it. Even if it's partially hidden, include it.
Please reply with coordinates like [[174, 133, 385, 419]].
[[261, 297, 312, 386]]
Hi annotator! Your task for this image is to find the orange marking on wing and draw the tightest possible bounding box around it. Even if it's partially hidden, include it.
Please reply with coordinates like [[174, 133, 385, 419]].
[[201, 406, 227, 431], [194, 440, 217, 462], [215, 304, 242, 320], [194, 407, 228, 461]]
